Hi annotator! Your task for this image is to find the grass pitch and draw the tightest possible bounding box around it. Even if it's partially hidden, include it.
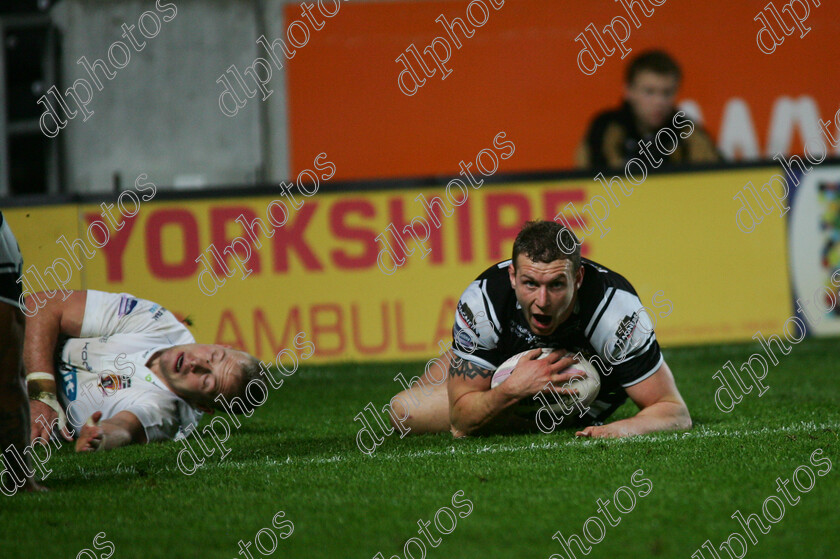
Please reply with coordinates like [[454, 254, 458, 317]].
[[2, 338, 838, 559]]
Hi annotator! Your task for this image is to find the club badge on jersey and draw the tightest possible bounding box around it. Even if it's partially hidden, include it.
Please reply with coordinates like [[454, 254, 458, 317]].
[[98, 372, 133, 396]]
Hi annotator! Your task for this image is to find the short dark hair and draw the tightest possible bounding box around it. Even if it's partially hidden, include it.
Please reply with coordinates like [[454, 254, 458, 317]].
[[625, 50, 681, 84], [512, 221, 581, 271]]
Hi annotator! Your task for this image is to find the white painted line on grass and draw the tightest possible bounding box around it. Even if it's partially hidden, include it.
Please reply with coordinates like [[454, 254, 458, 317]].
[[214, 420, 840, 469]]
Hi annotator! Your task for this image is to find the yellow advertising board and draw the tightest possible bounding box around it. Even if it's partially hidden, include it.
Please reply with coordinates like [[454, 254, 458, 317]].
[[4, 167, 791, 363]]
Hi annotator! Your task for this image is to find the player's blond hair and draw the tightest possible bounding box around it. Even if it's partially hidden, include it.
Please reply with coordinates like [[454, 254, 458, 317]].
[[213, 355, 264, 414]]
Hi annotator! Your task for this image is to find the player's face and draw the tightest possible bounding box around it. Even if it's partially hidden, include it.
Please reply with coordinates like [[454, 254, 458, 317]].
[[625, 70, 679, 131], [157, 344, 250, 409], [509, 255, 583, 336]]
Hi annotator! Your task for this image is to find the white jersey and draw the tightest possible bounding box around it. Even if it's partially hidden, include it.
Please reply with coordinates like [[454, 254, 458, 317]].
[[57, 290, 202, 442]]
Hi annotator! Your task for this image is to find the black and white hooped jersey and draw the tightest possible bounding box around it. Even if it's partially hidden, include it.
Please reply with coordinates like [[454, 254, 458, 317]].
[[451, 258, 664, 422]]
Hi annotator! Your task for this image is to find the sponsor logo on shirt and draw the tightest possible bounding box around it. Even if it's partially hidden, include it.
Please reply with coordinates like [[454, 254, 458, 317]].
[[610, 313, 640, 361], [454, 326, 476, 353], [510, 320, 540, 345], [81, 341, 92, 370], [118, 295, 139, 317], [457, 301, 480, 335], [60, 365, 78, 401], [148, 304, 166, 321], [98, 373, 133, 395]]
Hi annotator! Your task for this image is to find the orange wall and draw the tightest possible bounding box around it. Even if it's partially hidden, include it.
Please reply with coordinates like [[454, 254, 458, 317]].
[[287, 0, 840, 180]]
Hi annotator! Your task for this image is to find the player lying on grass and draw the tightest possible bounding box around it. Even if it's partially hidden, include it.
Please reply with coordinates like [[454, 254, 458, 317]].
[[390, 220, 691, 439], [25, 289, 261, 452], [0, 211, 45, 493]]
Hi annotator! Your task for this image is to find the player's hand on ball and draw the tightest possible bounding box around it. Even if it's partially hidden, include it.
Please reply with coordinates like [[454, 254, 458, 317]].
[[29, 399, 73, 443], [545, 354, 587, 396], [501, 349, 579, 399], [76, 411, 105, 452]]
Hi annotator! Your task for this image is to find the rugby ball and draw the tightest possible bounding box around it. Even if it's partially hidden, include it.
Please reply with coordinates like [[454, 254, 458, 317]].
[[490, 348, 601, 415]]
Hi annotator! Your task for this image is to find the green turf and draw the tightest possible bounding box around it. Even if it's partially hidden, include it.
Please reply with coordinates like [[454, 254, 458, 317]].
[[2, 337, 838, 559]]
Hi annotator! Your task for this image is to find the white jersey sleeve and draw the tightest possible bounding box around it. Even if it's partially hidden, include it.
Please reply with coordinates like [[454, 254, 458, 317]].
[[586, 288, 663, 387], [81, 290, 187, 340], [106, 389, 197, 442], [65, 380, 198, 442], [451, 280, 503, 371]]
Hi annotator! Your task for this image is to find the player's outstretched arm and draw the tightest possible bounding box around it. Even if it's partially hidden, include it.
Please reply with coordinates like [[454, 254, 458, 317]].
[[23, 291, 87, 443], [448, 350, 580, 437], [75, 411, 147, 452], [576, 361, 691, 439]]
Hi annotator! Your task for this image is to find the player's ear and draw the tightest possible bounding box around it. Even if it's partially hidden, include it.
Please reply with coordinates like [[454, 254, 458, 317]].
[[575, 265, 584, 289], [508, 262, 516, 289]]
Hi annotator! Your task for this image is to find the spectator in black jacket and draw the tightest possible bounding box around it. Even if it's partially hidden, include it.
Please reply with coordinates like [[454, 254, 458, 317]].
[[577, 50, 720, 170]]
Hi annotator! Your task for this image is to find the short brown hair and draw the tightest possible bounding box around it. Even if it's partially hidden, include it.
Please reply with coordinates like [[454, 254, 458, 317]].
[[512, 221, 581, 271], [625, 50, 682, 84]]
